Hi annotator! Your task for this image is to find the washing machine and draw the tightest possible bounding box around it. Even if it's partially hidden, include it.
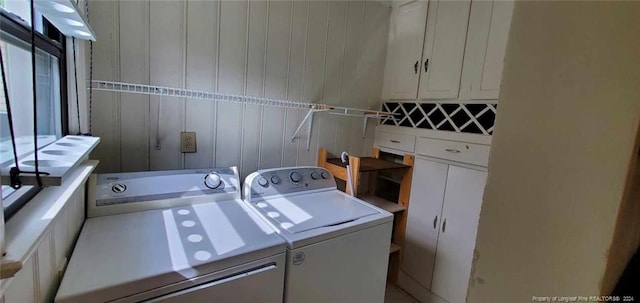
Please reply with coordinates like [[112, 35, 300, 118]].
[[244, 166, 393, 303], [55, 167, 287, 303]]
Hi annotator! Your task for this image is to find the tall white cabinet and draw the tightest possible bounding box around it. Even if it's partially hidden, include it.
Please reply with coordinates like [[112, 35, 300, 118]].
[[373, 125, 491, 303], [382, 0, 513, 101]]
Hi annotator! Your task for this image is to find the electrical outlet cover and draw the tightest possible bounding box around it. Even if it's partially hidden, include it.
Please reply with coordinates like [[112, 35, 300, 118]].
[[180, 132, 197, 153]]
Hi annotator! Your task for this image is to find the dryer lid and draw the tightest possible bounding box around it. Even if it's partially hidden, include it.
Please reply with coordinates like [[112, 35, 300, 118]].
[[254, 191, 379, 234]]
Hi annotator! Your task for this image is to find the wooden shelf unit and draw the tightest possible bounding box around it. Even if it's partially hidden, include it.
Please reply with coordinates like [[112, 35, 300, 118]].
[[390, 243, 402, 254], [317, 147, 414, 284]]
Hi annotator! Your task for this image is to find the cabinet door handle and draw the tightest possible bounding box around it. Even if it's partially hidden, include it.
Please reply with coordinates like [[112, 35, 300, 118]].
[[445, 148, 461, 154], [433, 215, 438, 229], [424, 59, 429, 73], [414, 61, 419, 74], [389, 140, 400, 143], [442, 218, 447, 233]]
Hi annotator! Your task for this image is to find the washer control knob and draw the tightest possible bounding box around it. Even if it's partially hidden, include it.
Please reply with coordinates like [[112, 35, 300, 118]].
[[271, 175, 282, 185], [310, 172, 320, 180], [289, 171, 303, 183], [204, 173, 222, 189], [257, 177, 269, 187], [321, 171, 330, 179], [111, 183, 127, 193]]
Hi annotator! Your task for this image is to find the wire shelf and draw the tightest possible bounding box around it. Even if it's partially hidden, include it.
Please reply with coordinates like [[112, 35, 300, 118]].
[[90, 80, 396, 118], [89, 80, 399, 149]]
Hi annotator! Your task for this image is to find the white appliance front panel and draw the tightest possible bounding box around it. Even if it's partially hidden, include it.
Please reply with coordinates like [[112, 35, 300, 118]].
[[142, 254, 285, 303], [55, 199, 286, 303], [285, 222, 392, 303]]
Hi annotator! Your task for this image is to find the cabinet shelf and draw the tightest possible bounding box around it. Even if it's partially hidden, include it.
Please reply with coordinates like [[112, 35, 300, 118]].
[[390, 243, 402, 254], [360, 195, 406, 214], [378, 174, 402, 184], [326, 157, 410, 172]]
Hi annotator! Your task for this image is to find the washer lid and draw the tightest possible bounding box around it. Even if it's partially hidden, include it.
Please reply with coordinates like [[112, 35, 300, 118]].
[[55, 199, 286, 303], [253, 191, 379, 234]]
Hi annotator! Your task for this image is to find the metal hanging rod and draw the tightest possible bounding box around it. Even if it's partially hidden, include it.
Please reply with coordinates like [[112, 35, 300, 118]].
[[89, 80, 398, 150]]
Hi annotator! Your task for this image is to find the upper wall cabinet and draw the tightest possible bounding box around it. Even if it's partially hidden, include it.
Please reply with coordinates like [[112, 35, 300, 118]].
[[459, 0, 515, 100], [382, 0, 429, 100], [418, 0, 470, 99], [383, 0, 513, 101]]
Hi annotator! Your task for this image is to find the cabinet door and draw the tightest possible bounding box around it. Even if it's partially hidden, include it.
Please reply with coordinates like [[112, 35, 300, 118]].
[[432, 166, 487, 303], [459, 0, 514, 100], [382, 0, 428, 100], [418, 0, 471, 99], [401, 158, 448, 290]]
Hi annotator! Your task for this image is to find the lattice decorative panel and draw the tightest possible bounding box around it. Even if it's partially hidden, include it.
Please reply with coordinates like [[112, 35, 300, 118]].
[[381, 102, 497, 135]]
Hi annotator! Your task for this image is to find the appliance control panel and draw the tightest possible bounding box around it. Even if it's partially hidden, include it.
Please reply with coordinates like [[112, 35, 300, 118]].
[[244, 166, 337, 202], [93, 167, 240, 207]]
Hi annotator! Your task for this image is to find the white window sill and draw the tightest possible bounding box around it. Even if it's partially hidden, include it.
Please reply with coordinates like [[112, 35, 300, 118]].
[[1, 160, 98, 286], [1, 135, 100, 187]]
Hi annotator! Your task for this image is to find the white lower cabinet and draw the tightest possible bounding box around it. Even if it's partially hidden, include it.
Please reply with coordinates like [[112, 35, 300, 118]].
[[403, 159, 448, 291], [401, 158, 487, 303]]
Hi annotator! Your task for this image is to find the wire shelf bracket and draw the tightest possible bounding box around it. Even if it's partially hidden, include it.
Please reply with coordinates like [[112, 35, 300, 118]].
[[90, 80, 397, 150]]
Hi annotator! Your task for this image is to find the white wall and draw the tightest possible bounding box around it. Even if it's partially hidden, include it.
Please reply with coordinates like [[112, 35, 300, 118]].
[[84, 0, 390, 177], [469, 1, 640, 302]]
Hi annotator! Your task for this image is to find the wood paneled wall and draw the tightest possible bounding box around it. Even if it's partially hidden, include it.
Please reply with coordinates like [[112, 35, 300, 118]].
[[2, 186, 85, 303], [86, 0, 390, 177]]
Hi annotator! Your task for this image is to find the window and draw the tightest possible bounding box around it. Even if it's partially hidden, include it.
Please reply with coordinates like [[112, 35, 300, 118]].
[[0, 3, 67, 220]]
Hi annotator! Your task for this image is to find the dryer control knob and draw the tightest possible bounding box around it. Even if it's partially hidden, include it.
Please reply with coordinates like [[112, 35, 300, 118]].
[[310, 172, 319, 180], [257, 177, 269, 187], [271, 175, 282, 185], [290, 171, 302, 183], [321, 171, 330, 179], [204, 173, 222, 189]]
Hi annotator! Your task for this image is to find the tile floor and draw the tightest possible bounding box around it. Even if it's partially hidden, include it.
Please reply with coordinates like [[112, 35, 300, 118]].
[[385, 284, 420, 303]]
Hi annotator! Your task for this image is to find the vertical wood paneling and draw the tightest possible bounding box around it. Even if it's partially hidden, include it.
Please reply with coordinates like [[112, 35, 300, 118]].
[[317, 1, 348, 156], [363, 4, 391, 111], [215, 0, 248, 168], [52, 207, 68, 270], [185, 0, 219, 169], [119, 0, 150, 172], [282, 0, 309, 167], [335, 1, 365, 154], [361, 3, 390, 154], [66, 187, 84, 248], [261, 0, 292, 169], [2, 184, 86, 303], [241, 0, 268, 177], [350, 2, 390, 155], [149, 1, 185, 170], [297, 0, 329, 166], [90, 0, 120, 173], [36, 231, 54, 303], [89, 0, 389, 174], [3, 256, 35, 303]]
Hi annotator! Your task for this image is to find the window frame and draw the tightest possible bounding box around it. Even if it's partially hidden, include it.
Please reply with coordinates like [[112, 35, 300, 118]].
[[1, 8, 69, 221]]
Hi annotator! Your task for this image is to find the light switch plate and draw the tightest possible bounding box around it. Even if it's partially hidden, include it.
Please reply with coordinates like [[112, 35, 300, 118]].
[[180, 132, 197, 153]]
